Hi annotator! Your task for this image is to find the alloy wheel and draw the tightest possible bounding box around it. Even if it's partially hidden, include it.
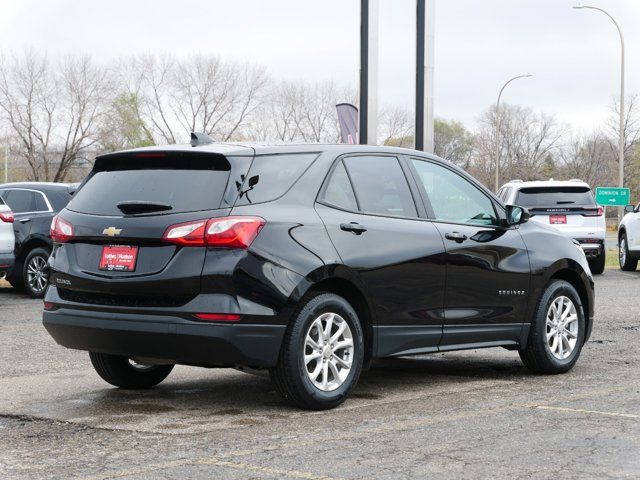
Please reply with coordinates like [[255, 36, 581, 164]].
[[546, 296, 579, 360], [304, 312, 354, 392], [26, 255, 49, 294]]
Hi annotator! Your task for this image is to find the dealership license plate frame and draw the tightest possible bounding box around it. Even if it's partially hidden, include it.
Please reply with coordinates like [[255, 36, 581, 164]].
[[99, 245, 139, 272]]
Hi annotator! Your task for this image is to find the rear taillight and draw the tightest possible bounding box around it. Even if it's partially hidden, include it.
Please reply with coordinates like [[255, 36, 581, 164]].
[[583, 207, 603, 217], [162, 216, 265, 249], [50, 215, 74, 243], [0, 210, 13, 223]]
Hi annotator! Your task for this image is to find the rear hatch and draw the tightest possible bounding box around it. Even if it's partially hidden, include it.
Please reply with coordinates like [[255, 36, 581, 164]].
[[515, 185, 604, 237], [51, 150, 251, 306]]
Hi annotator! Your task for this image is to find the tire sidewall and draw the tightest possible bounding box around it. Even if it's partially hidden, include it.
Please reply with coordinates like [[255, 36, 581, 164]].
[[536, 281, 586, 370], [292, 294, 364, 406]]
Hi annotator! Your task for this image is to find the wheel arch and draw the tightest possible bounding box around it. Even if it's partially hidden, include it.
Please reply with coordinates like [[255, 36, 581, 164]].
[[293, 267, 374, 365], [549, 266, 593, 341]]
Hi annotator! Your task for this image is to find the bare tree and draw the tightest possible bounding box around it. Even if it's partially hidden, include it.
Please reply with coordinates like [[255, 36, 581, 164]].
[[558, 132, 615, 188], [380, 106, 413, 147], [0, 50, 108, 181], [472, 103, 567, 186], [433, 118, 475, 168]]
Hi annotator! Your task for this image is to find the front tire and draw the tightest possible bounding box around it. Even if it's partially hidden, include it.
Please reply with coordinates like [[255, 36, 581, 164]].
[[519, 280, 586, 374], [619, 233, 638, 271], [89, 352, 174, 389], [270, 293, 364, 410], [23, 247, 51, 298], [588, 250, 605, 275]]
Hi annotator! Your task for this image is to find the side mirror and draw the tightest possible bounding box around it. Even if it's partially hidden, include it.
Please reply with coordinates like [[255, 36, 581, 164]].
[[624, 204, 635, 214], [505, 205, 530, 226]]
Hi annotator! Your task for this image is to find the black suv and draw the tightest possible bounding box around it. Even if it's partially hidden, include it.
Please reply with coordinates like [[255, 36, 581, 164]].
[[43, 142, 594, 410], [0, 182, 76, 297]]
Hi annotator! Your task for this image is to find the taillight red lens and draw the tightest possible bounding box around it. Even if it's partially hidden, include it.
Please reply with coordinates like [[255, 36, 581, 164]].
[[205, 216, 265, 249], [50, 215, 74, 243], [194, 313, 240, 322], [162, 216, 265, 249], [162, 220, 207, 246], [0, 210, 14, 223], [583, 207, 604, 217]]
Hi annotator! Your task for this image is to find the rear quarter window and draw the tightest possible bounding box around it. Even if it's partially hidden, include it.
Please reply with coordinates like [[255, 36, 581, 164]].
[[234, 153, 318, 206]]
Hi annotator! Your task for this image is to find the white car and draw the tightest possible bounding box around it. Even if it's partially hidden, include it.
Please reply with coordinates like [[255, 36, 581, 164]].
[[617, 203, 640, 271], [498, 180, 606, 274], [0, 195, 15, 280]]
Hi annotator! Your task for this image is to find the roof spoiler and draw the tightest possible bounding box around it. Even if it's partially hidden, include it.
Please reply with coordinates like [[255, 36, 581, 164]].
[[190, 132, 214, 147]]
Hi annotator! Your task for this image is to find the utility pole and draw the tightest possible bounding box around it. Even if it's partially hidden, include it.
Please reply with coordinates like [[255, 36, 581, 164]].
[[415, 0, 435, 153], [494, 74, 532, 191], [359, 0, 379, 145], [574, 4, 625, 222]]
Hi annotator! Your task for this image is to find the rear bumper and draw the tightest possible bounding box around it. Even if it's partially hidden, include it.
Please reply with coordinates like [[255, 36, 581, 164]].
[[42, 286, 287, 368], [0, 253, 14, 274], [44, 308, 285, 368]]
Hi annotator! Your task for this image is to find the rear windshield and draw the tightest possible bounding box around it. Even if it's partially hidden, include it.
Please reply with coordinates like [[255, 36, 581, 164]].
[[68, 153, 232, 215], [516, 186, 595, 208]]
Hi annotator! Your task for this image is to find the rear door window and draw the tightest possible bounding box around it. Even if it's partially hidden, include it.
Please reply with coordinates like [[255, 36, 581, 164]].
[[516, 187, 595, 208], [235, 153, 318, 206], [2, 190, 37, 213], [343, 156, 417, 218]]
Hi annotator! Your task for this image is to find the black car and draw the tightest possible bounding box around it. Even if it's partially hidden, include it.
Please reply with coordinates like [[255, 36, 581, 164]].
[[0, 182, 77, 297], [43, 141, 594, 410]]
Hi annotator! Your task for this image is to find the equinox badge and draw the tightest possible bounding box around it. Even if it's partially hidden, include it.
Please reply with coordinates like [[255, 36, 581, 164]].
[[102, 227, 122, 237]]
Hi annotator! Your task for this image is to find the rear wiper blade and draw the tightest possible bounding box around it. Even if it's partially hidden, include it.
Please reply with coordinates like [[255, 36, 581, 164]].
[[556, 201, 575, 204], [116, 201, 173, 215]]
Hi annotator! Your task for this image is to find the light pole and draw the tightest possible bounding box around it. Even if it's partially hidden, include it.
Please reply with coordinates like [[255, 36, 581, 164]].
[[573, 4, 625, 220], [495, 74, 532, 191]]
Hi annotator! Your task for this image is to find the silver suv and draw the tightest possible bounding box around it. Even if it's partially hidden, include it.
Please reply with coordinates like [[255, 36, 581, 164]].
[[499, 179, 606, 274], [0, 196, 15, 280]]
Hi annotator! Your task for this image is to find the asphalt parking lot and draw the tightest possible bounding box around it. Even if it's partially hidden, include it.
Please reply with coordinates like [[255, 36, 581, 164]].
[[0, 271, 639, 480]]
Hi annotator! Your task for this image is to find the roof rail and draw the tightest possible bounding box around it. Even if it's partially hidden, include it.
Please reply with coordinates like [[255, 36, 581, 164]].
[[508, 179, 523, 183], [569, 178, 583, 182], [190, 132, 214, 147]]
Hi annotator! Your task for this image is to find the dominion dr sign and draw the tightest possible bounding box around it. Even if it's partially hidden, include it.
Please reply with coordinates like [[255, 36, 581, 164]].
[[595, 187, 630, 206]]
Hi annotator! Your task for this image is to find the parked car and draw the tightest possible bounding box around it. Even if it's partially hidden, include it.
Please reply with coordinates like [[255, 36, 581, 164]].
[[0, 195, 15, 280], [0, 182, 77, 297], [43, 141, 594, 410], [498, 179, 605, 274], [618, 203, 640, 271]]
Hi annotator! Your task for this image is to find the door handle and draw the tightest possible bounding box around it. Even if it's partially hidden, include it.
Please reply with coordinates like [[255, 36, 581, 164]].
[[445, 231, 467, 243], [19, 218, 31, 224], [340, 222, 367, 235]]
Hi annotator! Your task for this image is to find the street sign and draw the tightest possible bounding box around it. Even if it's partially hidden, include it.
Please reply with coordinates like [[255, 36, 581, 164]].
[[595, 187, 630, 206]]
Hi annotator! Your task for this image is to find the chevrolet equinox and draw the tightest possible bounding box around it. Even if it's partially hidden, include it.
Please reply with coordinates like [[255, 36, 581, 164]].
[[43, 139, 594, 410]]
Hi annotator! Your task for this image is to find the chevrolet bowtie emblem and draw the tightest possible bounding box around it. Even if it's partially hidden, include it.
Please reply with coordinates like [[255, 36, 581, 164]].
[[102, 227, 122, 237]]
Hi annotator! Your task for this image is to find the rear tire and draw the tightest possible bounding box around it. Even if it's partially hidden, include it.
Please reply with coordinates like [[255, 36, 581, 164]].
[[588, 250, 605, 275], [519, 280, 586, 374], [270, 292, 364, 410], [89, 352, 174, 389], [619, 233, 638, 271], [23, 247, 51, 298]]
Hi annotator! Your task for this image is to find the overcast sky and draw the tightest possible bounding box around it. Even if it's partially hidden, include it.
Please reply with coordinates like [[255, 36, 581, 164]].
[[1, 0, 638, 134]]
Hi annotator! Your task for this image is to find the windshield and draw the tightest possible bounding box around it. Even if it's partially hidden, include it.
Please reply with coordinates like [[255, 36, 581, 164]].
[[516, 186, 595, 208]]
